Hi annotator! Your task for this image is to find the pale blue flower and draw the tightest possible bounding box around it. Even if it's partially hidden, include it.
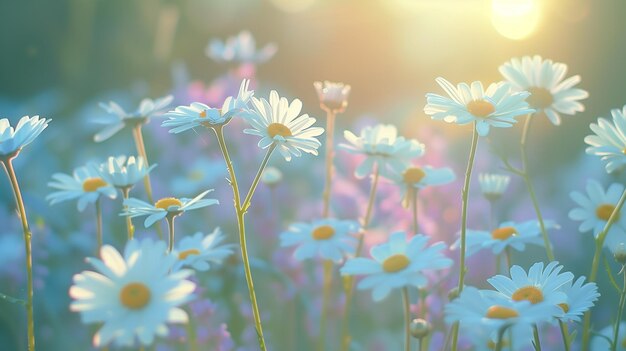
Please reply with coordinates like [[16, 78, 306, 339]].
[[556, 276, 599, 322], [339, 124, 425, 178], [280, 218, 359, 262], [487, 261, 573, 308], [163, 79, 254, 133], [313, 80, 351, 112], [500, 55, 588, 125], [0, 115, 49, 157], [591, 322, 626, 351], [69, 238, 195, 348], [445, 286, 559, 333], [385, 164, 455, 206], [95, 95, 173, 142], [454, 220, 559, 257], [260, 166, 283, 187], [585, 105, 626, 173], [47, 163, 117, 211], [243, 90, 324, 161], [98, 156, 156, 189], [121, 189, 219, 227], [478, 173, 511, 201], [340, 232, 452, 301], [569, 180, 626, 249], [205, 30, 277, 64], [173, 229, 235, 272], [424, 77, 534, 136]]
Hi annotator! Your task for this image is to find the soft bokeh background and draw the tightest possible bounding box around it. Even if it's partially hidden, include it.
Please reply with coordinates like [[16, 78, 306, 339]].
[[1, 0, 625, 350]]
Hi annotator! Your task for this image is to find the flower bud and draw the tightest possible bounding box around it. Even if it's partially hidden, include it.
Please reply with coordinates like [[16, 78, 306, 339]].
[[410, 318, 431, 339]]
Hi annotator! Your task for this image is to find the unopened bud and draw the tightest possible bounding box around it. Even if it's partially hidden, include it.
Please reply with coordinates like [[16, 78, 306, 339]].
[[410, 318, 432, 339], [614, 243, 626, 265]]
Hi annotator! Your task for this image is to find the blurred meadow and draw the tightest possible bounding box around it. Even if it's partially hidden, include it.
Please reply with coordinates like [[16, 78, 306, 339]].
[[2, 0, 626, 350]]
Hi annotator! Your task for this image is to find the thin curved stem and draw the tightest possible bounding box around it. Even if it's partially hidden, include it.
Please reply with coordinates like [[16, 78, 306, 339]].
[[612, 267, 626, 351], [402, 287, 411, 351], [451, 126, 479, 351], [533, 324, 542, 351], [582, 188, 626, 350], [166, 216, 175, 253], [494, 326, 508, 351], [2, 159, 35, 351], [519, 115, 554, 261], [132, 125, 163, 240], [121, 187, 134, 240], [340, 166, 381, 351], [95, 198, 103, 256], [559, 320, 571, 351], [322, 111, 336, 218], [213, 126, 268, 351], [242, 144, 276, 213], [318, 259, 333, 351]]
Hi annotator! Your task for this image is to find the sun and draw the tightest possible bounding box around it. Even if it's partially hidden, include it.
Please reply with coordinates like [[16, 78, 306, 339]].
[[491, 0, 541, 40]]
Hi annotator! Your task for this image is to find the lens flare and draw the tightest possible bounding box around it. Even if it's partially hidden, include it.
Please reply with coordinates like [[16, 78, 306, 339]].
[[491, 0, 540, 40]]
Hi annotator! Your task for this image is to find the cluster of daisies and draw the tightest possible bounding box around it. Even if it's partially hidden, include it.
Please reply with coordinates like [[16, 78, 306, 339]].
[[4, 40, 626, 351]]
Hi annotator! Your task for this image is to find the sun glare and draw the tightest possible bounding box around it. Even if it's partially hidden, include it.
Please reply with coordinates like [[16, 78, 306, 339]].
[[491, 0, 540, 40]]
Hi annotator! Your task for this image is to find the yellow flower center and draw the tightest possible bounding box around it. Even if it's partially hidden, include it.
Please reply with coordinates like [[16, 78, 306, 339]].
[[155, 197, 183, 210], [199, 110, 207, 118], [82, 177, 107, 192], [527, 87, 554, 109], [267, 123, 292, 138], [119, 282, 151, 310], [312, 225, 335, 240], [486, 305, 519, 319], [512, 286, 544, 304], [596, 203, 618, 221], [382, 254, 410, 273], [491, 226, 518, 240], [467, 99, 495, 118], [403, 167, 426, 184], [558, 303, 569, 313], [179, 249, 201, 260]]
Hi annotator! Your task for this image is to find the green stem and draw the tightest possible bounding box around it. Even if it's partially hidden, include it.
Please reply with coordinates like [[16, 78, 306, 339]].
[[402, 287, 411, 351], [520, 115, 554, 261], [494, 326, 508, 351], [1, 159, 36, 351], [322, 110, 336, 218], [132, 125, 163, 240], [318, 260, 334, 351], [612, 267, 626, 351], [121, 187, 134, 240], [582, 188, 626, 350], [559, 320, 571, 351], [212, 126, 269, 351], [411, 188, 419, 235], [166, 215, 176, 253], [533, 324, 542, 351], [451, 125, 479, 351], [95, 198, 103, 256], [241, 144, 276, 213], [340, 166, 381, 351]]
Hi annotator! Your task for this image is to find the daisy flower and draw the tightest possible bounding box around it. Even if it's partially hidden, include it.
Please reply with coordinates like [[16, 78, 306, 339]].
[[47, 163, 117, 211], [555, 276, 599, 322], [205, 30, 277, 64], [121, 189, 219, 227], [591, 322, 626, 351], [340, 232, 452, 301], [243, 90, 324, 161], [280, 218, 359, 262], [569, 180, 626, 249], [339, 124, 425, 178], [487, 261, 573, 308], [260, 166, 283, 187], [173, 229, 235, 272], [585, 105, 626, 173], [313, 80, 351, 113], [162, 79, 254, 133], [98, 155, 156, 190], [479, 173, 511, 201], [69, 239, 196, 347], [385, 164, 455, 207], [0, 116, 50, 158], [424, 77, 534, 136], [95, 94, 173, 142], [499, 55, 588, 125], [455, 220, 559, 257], [445, 286, 559, 333]]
